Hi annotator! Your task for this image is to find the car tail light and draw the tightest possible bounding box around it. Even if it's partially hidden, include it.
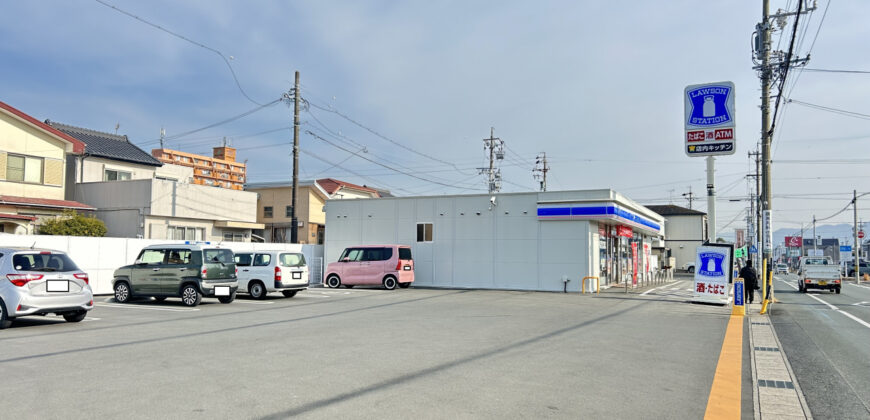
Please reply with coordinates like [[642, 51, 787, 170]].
[[805, 279, 811, 283], [274, 266, 282, 282], [834, 279, 840, 284], [7, 273, 43, 287], [396, 260, 402, 270], [74, 273, 89, 284], [202, 267, 208, 277]]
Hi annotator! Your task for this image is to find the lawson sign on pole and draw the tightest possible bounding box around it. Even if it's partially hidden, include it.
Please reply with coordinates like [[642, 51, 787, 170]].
[[684, 81, 737, 156], [693, 243, 733, 305]]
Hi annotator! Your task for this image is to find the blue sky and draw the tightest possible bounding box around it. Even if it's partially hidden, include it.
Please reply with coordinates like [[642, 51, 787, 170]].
[[2, 1, 869, 239]]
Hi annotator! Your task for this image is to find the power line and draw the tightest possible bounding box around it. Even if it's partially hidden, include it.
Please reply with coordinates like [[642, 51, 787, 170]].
[[802, 68, 870, 74], [94, 0, 264, 106], [786, 99, 870, 121], [306, 130, 483, 192], [138, 99, 281, 146]]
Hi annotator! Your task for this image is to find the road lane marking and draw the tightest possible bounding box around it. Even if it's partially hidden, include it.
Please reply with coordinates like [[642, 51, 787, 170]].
[[233, 300, 275, 305], [704, 314, 743, 419], [847, 283, 870, 290], [97, 303, 200, 312], [777, 279, 870, 330]]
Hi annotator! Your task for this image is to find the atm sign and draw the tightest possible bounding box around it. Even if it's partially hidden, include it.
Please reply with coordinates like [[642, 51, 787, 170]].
[[714, 128, 733, 140], [687, 129, 733, 142]]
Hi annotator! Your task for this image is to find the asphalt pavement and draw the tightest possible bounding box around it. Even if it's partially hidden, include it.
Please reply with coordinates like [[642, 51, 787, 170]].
[[0, 283, 749, 419], [769, 273, 870, 419]]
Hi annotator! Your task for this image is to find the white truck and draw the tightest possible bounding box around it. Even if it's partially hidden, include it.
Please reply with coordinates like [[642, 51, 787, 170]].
[[797, 256, 841, 294]]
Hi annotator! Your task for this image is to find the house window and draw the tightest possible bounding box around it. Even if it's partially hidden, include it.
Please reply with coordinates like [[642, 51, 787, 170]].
[[168, 226, 204, 241], [223, 233, 244, 242], [416, 223, 433, 242], [6, 154, 43, 184], [264, 206, 273, 218], [103, 169, 132, 181], [285, 206, 293, 217]]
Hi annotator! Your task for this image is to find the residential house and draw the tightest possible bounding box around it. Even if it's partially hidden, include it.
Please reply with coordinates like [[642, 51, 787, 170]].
[[0, 101, 94, 234], [245, 178, 381, 244], [645, 204, 707, 270]]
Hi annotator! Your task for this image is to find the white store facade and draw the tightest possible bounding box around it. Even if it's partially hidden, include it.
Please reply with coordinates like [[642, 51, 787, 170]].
[[324, 189, 665, 292]]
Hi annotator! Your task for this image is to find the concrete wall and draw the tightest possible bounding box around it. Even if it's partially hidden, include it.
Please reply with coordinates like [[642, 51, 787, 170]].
[[150, 178, 258, 222], [0, 233, 323, 294], [662, 214, 706, 269], [325, 193, 594, 292]]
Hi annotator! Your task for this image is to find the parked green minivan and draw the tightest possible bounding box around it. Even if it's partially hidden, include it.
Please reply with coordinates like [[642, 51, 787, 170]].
[[112, 243, 238, 306]]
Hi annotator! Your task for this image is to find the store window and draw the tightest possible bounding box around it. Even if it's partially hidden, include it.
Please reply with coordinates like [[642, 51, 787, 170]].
[[6, 154, 43, 184], [103, 169, 132, 181], [416, 223, 433, 242]]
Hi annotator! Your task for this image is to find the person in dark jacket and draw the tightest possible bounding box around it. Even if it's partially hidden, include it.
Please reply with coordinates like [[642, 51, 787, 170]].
[[739, 260, 759, 303]]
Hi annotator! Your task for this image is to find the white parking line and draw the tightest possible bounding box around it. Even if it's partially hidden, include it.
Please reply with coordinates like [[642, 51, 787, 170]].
[[778, 279, 870, 330], [847, 283, 870, 290], [233, 300, 275, 305], [97, 303, 200, 312]]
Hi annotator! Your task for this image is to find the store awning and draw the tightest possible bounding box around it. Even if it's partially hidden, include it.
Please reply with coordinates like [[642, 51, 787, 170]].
[[214, 220, 265, 230]]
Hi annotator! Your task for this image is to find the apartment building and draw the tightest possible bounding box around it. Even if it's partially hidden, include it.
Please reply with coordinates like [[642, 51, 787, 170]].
[[152, 146, 246, 190]]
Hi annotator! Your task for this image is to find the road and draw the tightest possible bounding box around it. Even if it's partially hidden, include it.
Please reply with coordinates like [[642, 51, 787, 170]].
[[0, 284, 751, 419], [770, 273, 870, 419]]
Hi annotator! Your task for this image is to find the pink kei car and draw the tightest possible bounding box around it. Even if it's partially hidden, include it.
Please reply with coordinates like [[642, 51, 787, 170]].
[[325, 245, 414, 290]]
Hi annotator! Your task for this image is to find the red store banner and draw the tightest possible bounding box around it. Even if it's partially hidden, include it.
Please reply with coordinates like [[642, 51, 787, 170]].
[[631, 242, 639, 286], [617, 225, 633, 238]]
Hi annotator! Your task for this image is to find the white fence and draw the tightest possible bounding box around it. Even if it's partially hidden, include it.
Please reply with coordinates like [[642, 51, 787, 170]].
[[0, 234, 324, 295]]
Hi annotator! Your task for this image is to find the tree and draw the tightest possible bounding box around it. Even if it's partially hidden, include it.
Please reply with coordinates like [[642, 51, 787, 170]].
[[39, 210, 107, 237]]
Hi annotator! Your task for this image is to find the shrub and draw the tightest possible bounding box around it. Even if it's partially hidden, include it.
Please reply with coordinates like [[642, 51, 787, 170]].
[[39, 210, 107, 237]]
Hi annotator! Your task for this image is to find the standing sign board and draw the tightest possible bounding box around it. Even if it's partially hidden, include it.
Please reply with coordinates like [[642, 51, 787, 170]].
[[684, 81, 737, 156], [693, 243, 733, 305], [785, 236, 802, 247]]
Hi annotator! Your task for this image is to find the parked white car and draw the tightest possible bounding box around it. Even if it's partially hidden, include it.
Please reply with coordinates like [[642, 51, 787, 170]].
[[682, 261, 695, 273], [234, 251, 309, 299], [0, 247, 93, 329]]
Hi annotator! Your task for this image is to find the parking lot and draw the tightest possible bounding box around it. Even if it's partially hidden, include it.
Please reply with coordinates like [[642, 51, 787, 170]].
[[0, 285, 749, 419]]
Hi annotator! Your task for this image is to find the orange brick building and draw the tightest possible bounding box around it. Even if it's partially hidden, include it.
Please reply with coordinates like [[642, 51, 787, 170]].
[[151, 146, 245, 190]]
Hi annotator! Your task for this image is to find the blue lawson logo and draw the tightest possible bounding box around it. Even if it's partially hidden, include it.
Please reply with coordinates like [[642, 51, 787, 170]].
[[698, 252, 725, 277], [686, 85, 732, 126]]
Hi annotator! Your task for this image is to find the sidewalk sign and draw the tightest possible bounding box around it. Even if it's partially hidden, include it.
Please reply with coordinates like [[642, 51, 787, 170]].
[[692, 242, 734, 305], [732, 278, 745, 316]]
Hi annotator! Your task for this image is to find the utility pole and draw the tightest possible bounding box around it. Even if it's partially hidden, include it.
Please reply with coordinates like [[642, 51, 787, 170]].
[[748, 150, 761, 268], [290, 71, 301, 243], [812, 215, 817, 254], [533, 153, 549, 192], [706, 156, 716, 242], [759, 0, 773, 271], [682, 186, 696, 210], [855, 190, 860, 282], [478, 127, 504, 194]]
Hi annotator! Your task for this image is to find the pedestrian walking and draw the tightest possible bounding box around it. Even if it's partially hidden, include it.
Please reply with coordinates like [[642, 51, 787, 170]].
[[739, 260, 759, 304]]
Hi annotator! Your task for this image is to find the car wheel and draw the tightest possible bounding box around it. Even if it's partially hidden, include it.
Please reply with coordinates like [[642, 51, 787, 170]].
[[282, 290, 298, 298], [0, 297, 13, 329], [249, 281, 267, 300], [326, 275, 341, 288], [343, 284, 354, 289], [180, 285, 202, 307], [398, 282, 411, 289], [835, 287, 841, 294], [383, 276, 398, 290], [63, 310, 87, 323], [153, 296, 167, 302], [114, 281, 132, 303], [688, 267, 695, 273], [218, 291, 236, 304]]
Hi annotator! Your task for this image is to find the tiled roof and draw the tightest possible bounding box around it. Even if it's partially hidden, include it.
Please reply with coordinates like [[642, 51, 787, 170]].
[[0, 195, 95, 210], [45, 121, 163, 167], [645, 204, 706, 217], [0, 101, 86, 154], [316, 178, 379, 196], [0, 213, 37, 221]]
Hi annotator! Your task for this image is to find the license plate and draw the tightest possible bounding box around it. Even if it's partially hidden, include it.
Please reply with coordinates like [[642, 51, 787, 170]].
[[818, 281, 827, 286], [403, 265, 412, 271], [215, 286, 230, 296], [46, 280, 69, 292], [292, 272, 302, 280]]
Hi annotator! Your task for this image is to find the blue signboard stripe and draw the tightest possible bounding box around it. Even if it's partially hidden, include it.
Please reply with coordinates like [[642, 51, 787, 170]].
[[537, 205, 661, 232]]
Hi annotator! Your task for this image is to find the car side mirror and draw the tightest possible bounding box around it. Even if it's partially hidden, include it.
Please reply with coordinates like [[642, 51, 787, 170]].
[[341, 257, 350, 262]]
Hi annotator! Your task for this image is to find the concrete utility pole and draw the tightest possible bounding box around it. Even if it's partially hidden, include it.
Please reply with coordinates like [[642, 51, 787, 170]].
[[533, 152, 549, 192], [478, 127, 504, 194], [855, 190, 860, 282], [291, 71, 300, 243], [682, 186, 696, 210], [760, 0, 773, 271], [748, 150, 761, 267]]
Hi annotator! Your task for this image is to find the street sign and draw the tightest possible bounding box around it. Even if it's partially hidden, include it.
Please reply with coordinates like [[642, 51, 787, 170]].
[[693, 244, 733, 305], [841, 245, 852, 252], [763, 210, 772, 252], [684, 81, 737, 157], [860, 230, 866, 239], [785, 236, 802, 247], [735, 247, 745, 258], [749, 245, 758, 254]]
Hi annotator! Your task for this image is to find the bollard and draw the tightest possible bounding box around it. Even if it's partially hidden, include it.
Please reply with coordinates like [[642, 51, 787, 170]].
[[581, 276, 600, 294]]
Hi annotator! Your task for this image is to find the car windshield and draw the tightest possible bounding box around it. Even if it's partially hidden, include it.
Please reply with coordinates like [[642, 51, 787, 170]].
[[13, 252, 79, 272], [279, 253, 306, 267]]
